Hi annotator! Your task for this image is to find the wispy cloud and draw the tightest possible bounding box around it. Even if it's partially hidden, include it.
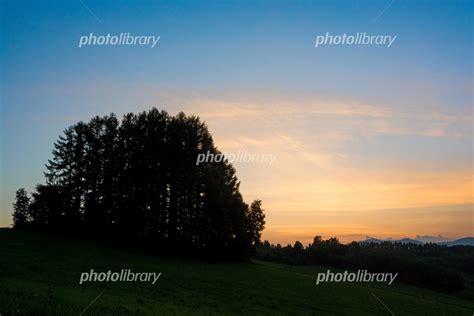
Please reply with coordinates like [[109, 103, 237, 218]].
[[7, 85, 471, 243]]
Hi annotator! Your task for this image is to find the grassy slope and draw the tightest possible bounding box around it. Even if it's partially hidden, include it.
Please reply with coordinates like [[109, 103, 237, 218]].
[[0, 228, 473, 315]]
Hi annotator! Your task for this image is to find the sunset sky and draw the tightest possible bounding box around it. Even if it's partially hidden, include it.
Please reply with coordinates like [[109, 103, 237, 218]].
[[1, 0, 472, 244]]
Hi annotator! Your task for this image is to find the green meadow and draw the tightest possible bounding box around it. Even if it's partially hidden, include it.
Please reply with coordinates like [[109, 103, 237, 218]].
[[1, 228, 473, 315]]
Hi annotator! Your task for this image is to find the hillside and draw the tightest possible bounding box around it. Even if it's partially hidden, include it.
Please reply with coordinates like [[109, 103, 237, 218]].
[[440, 237, 474, 247], [1, 228, 473, 315]]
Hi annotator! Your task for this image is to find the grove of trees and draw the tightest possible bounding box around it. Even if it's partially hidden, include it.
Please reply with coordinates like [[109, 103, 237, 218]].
[[12, 108, 265, 258], [256, 237, 474, 292]]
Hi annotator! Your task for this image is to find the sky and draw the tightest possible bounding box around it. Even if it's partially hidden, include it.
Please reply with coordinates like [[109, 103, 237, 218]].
[[1, 0, 472, 244]]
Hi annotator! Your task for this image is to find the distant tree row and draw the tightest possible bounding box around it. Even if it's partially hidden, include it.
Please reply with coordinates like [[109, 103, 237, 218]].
[[256, 237, 474, 292], [12, 109, 265, 258]]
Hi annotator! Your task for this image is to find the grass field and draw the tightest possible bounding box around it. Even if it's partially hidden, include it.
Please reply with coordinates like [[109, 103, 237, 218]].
[[0, 228, 473, 315]]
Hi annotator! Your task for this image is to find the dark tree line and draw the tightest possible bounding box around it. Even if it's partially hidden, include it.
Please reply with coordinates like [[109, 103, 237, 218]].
[[256, 237, 474, 292], [12, 109, 265, 258]]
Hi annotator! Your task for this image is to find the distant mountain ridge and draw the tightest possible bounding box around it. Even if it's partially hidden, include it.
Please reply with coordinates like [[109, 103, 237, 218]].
[[359, 237, 474, 247], [438, 237, 474, 247], [415, 235, 452, 243]]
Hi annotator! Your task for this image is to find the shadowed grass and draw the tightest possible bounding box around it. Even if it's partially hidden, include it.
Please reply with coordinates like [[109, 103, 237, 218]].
[[1, 228, 473, 315]]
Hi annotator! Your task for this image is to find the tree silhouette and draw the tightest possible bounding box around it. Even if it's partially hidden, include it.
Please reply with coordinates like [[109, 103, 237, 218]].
[[12, 108, 266, 258], [245, 200, 266, 250], [12, 188, 30, 227], [256, 236, 470, 292]]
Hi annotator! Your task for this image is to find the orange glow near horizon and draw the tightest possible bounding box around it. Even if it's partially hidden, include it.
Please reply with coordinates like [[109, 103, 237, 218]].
[[173, 91, 473, 244], [1, 90, 472, 243]]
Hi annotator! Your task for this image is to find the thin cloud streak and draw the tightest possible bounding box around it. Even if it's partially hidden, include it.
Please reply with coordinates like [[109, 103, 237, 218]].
[[2, 87, 471, 244]]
